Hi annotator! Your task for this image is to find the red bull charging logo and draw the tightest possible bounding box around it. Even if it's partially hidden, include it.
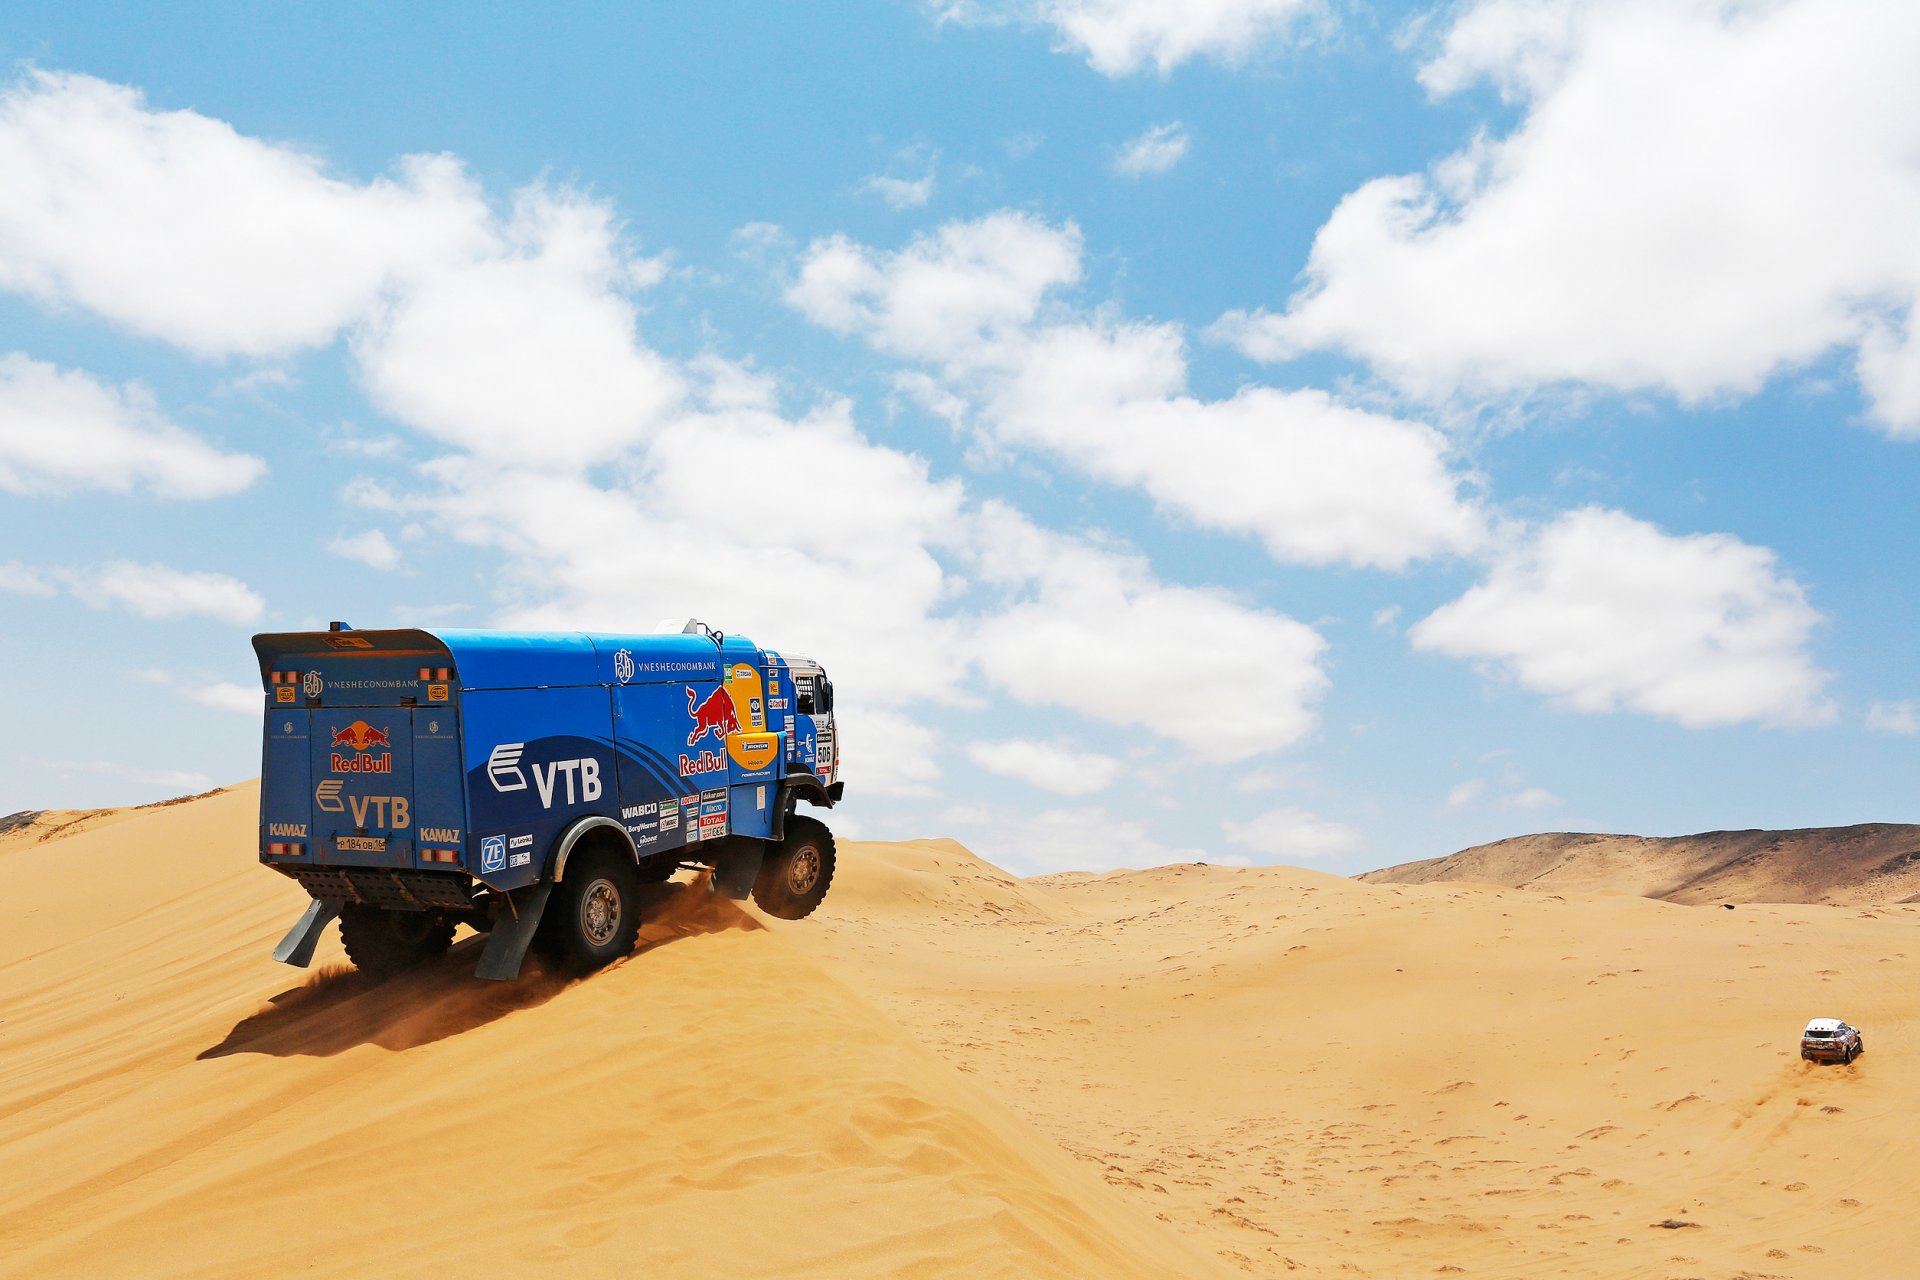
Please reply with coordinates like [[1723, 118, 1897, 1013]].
[[330, 720, 393, 774], [686, 686, 741, 746]]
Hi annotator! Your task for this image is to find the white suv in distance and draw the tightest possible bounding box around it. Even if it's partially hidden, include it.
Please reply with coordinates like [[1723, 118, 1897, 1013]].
[[1800, 1018, 1864, 1064]]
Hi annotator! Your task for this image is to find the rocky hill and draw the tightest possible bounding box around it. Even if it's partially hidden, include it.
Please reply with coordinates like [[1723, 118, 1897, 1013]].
[[1359, 822, 1920, 905]]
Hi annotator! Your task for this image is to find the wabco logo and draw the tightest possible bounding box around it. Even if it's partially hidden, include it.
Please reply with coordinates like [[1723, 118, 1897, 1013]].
[[687, 686, 740, 745], [330, 720, 392, 774], [614, 648, 635, 683], [486, 743, 603, 808]]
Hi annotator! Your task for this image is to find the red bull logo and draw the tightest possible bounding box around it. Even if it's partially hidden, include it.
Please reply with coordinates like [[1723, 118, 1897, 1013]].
[[330, 720, 393, 774], [687, 686, 741, 746]]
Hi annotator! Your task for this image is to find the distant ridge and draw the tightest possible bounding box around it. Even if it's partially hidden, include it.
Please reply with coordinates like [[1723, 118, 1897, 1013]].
[[1358, 822, 1920, 906]]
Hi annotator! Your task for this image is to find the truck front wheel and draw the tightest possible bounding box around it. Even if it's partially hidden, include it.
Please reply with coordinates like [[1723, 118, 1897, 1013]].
[[338, 905, 455, 978], [753, 816, 836, 920], [542, 850, 642, 972]]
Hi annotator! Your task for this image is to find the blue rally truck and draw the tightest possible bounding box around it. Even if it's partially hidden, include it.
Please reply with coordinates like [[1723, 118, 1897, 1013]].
[[253, 621, 843, 980]]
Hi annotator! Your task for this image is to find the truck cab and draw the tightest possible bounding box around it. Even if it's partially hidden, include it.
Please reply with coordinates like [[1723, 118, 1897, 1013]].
[[254, 622, 842, 980]]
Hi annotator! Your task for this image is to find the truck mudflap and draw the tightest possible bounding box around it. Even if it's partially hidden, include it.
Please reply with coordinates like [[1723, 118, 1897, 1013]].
[[272, 898, 342, 968], [710, 842, 764, 900], [473, 882, 554, 982]]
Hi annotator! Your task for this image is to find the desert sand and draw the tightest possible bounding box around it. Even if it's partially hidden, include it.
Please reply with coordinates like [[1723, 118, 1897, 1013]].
[[4, 789, 1918, 1278]]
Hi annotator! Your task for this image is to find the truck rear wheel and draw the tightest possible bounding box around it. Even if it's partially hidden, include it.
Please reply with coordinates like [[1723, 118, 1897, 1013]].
[[753, 816, 836, 920], [542, 849, 642, 972], [338, 905, 455, 978]]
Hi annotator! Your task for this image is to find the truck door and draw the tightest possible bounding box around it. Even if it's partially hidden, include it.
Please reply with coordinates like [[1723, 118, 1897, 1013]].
[[308, 706, 415, 867], [610, 681, 701, 856]]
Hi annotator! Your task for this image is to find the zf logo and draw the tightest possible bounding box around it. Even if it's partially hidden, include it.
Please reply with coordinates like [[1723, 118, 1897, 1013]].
[[481, 835, 506, 873], [486, 743, 603, 809]]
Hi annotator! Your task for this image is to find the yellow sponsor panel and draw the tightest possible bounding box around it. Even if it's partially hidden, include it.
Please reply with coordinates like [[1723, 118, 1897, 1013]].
[[724, 662, 766, 731], [726, 731, 780, 771]]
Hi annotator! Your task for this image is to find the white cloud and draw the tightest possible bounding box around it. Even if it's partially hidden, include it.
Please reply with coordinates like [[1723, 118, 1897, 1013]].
[[1867, 700, 1919, 735], [141, 670, 261, 715], [865, 173, 936, 210], [0, 70, 490, 357], [967, 737, 1126, 795], [935, 0, 1327, 77], [1445, 777, 1487, 809], [787, 213, 1082, 366], [351, 187, 684, 467], [991, 342, 1488, 568], [862, 146, 939, 210], [850, 710, 944, 797], [0, 71, 683, 469], [1222, 805, 1362, 859], [1220, 0, 1920, 433], [0, 562, 56, 595], [1502, 786, 1560, 810], [5, 559, 265, 623], [971, 504, 1327, 760], [1112, 122, 1190, 177], [1411, 507, 1833, 728], [790, 213, 1487, 570], [328, 529, 401, 571], [84, 562, 266, 624], [0, 353, 265, 498]]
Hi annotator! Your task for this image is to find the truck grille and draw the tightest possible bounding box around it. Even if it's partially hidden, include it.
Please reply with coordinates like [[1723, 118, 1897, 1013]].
[[277, 864, 478, 912]]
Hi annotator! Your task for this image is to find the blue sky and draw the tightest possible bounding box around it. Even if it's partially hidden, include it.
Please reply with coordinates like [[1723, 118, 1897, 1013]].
[[3, 0, 1918, 875]]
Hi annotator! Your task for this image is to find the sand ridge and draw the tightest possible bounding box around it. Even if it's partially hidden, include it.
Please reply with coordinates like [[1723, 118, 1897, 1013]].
[[1361, 823, 1920, 907]]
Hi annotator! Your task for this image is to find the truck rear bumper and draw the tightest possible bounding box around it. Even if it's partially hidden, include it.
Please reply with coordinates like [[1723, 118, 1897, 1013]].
[[272, 863, 479, 913]]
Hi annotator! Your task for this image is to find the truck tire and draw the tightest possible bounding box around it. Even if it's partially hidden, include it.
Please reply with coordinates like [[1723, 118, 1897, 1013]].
[[338, 905, 455, 978], [542, 849, 642, 972], [753, 816, 835, 920]]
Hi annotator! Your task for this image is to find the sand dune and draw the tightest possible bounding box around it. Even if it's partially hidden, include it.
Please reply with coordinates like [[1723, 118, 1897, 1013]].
[[0, 788, 1227, 1279], [5, 791, 1918, 1278], [1361, 823, 1920, 906]]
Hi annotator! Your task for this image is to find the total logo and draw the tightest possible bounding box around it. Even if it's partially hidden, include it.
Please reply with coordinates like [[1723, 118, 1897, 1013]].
[[330, 720, 393, 774], [485, 743, 604, 808]]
